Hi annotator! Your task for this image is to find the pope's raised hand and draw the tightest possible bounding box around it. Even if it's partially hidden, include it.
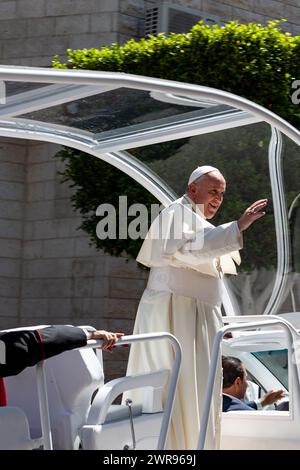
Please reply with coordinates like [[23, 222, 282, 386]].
[[238, 199, 268, 232]]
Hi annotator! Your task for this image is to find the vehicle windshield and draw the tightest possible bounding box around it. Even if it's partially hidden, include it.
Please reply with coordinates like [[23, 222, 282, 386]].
[[251, 349, 288, 390]]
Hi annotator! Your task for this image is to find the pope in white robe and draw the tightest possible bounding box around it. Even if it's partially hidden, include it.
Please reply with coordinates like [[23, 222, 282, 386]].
[[124, 166, 268, 450]]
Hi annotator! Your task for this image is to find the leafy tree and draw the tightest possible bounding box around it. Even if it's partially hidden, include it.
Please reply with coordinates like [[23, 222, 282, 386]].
[[53, 20, 300, 291]]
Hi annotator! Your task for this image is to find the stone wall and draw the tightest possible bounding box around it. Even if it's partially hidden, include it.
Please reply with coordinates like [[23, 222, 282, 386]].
[[0, 0, 145, 67], [0, 139, 26, 328], [0, 1, 149, 381], [146, 0, 300, 35], [0, 138, 148, 380]]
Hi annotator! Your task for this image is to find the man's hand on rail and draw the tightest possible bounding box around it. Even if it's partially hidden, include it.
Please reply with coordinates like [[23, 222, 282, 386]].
[[88, 330, 124, 352], [260, 389, 286, 407]]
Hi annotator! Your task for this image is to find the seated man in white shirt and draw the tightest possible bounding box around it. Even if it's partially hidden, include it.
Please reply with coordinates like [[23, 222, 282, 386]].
[[222, 355, 285, 411]]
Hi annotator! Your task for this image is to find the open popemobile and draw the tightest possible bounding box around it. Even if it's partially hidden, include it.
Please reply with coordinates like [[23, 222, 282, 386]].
[[0, 66, 299, 450]]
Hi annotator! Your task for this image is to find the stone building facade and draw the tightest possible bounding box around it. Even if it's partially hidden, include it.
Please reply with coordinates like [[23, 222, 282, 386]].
[[0, 0, 298, 379], [1, 1, 300, 66]]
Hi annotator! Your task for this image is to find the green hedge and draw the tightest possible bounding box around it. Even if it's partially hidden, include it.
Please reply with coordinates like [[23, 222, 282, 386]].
[[54, 21, 300, 265], [54, 20, 300, 127]]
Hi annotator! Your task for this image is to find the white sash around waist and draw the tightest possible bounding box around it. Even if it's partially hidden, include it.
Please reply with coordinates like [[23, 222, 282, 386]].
[[147, 266, 222, 306]]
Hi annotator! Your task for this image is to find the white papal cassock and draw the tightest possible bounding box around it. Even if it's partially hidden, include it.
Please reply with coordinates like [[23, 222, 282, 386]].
[[124, 195, 243, 450]]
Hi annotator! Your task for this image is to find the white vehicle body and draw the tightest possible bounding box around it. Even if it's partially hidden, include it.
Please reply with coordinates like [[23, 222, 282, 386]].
[[2, 332, 181, 450]]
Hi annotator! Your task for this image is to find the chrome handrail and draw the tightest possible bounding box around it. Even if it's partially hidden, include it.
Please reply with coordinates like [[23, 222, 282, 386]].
[[197, 315, 300, 450], [35, 332, 181, 450]]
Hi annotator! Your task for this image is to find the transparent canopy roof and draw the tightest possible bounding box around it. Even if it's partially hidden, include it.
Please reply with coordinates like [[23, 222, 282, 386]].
[[20, 88, 218, 132], [0, 65, 299, 318], [0, 66, 298, 153], [1, 75, 256, 154], [4, 81, 49, 98]]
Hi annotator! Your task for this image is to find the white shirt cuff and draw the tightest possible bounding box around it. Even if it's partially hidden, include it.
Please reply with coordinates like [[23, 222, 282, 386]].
[[78, 326, 95, 340], [255, 399, 263, 410]]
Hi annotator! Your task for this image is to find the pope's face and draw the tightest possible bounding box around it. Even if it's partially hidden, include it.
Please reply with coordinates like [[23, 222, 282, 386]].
[[189, 171, 226, 219]]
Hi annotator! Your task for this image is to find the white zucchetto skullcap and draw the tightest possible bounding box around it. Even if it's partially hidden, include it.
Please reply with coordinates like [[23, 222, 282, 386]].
[[188, 165, 220, 185]]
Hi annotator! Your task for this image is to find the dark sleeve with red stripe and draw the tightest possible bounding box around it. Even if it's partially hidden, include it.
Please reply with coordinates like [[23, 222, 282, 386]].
[[38, 325, 87, 360], [0, 326, 87, 378]]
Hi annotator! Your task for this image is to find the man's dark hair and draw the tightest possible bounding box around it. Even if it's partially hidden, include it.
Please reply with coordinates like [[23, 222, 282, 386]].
[[222, 355, 245, 388]]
